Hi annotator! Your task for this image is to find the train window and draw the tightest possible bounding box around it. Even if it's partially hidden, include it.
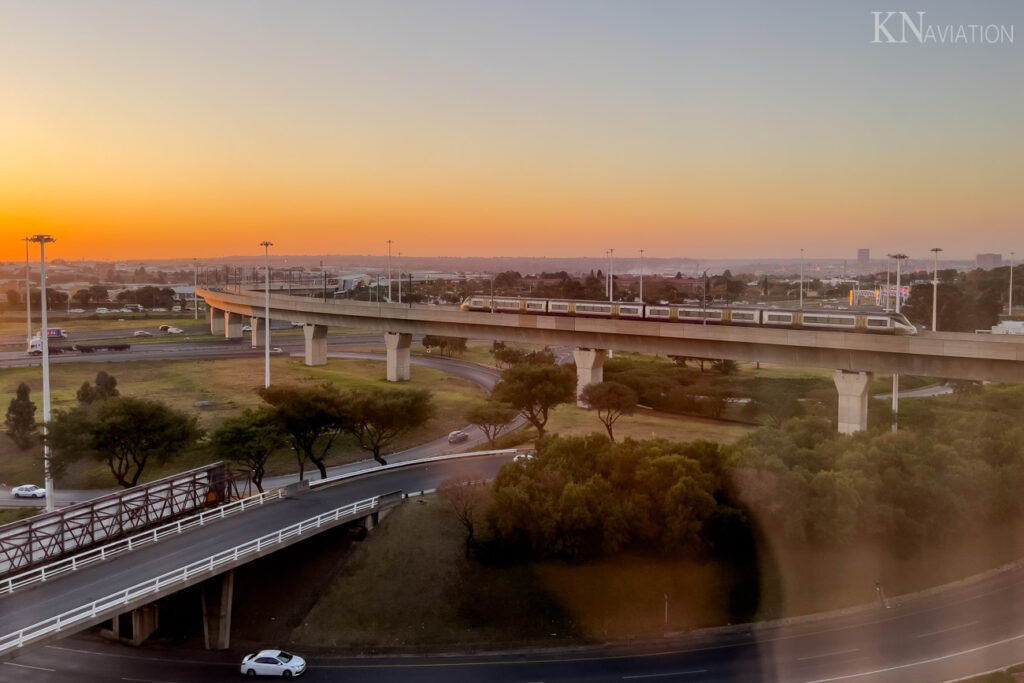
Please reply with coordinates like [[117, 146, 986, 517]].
[[867, 318, 889, 327], [828, 317, 855, 325], [619, 307, 641, 315], [767, 314, 791, 322], [804, 315, 826, 323], [679, 310, 702, 318], [732, 312, 755, 321], [526, 302, 545, 310], [550, 302, 569, 312], [577, 304, 612, 313], [646, 307, 670, 317]]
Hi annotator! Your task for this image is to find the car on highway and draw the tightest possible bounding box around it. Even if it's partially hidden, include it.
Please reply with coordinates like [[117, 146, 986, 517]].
[[11, 484, 45, 499], [240, 649, 306, 677], [68, 308, 85, 314], [513, 453, 534, 463], [242, 324, 252, 332], [166, 327, 184, 334], [133, 330, 152, 337], [447, 430, 469, 444]]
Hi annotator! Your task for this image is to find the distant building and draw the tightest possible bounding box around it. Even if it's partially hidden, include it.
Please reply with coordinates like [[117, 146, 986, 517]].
[[857, 248, 870, 273], [976, 253, 1003, 270]]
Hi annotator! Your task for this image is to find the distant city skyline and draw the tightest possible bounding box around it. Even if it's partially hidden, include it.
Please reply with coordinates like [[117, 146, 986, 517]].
[[1, 1, 1021, 261]]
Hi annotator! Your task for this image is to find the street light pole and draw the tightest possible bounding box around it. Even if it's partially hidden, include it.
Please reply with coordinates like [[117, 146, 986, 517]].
[[930, 247, 942, 331], [1010, 251, 1015, 318], [24, 237, 32, 345], [799, 248, 804, 309], [260, 241, 273, 388], [397, 252, 402, 304], [893, 253, 907, 314], [609, 248, 615, 302], [193, 258, 199, 320], [639, 249, 645, 303], [30, 235, 56, 513], [387, 240, 393, 303], [884, 255, 893, 312], [890, 253, 908, 433]]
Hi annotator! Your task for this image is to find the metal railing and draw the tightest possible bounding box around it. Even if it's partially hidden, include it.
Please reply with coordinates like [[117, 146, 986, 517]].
[[1, 488, 283, 596], [0, 495, 379, 656], [308, 448, 524, 490]]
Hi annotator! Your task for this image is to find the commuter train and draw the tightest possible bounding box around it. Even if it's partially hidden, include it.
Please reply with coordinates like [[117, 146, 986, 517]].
[[459, 296, 918, 335]]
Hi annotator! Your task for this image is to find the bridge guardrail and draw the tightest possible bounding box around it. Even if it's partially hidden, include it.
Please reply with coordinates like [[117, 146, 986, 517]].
[[0, 495, 380, 657], [308, 448, 524, 490], [0, 488, 284, 596]]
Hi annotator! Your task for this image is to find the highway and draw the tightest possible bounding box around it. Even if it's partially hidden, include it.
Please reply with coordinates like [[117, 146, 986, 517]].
[[2, 334, 1024, 680]]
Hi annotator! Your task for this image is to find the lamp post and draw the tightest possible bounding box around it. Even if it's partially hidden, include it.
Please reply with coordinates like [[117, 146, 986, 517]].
[[639, 249, 645, 303], [260, 241, 272, 388], [609, 248, 615, 302], [884, 255, 893, 312], [702, 270, 709, 325], [386, 240, 393, 303], [892, 253, 907, 314], [397, 252, 402, 304], [24, 237, 32, 345], [1010, 252, 1015, 318], [193, 258, 199, 320], [799, 248, 804, 309], [889, 253, 908, 433], [30, 235, 56, 513], [930, 247, 942, 331]]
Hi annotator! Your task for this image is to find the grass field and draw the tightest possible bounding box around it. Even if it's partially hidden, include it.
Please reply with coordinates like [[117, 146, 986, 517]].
[[544, 403, 753, 444], [0, 355, 488, 488]]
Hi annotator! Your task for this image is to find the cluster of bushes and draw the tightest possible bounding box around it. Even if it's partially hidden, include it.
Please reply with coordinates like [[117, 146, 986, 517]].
[[727, 388, 1024, 553], [482, 434, 752, 562]]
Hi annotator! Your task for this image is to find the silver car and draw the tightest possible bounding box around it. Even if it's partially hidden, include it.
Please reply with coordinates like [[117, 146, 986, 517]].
[[240, 649, 306, 677]]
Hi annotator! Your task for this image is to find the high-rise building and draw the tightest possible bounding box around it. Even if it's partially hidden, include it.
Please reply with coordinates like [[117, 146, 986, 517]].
[[857, 248, 870, 273], [976, 253, 1003, 270]]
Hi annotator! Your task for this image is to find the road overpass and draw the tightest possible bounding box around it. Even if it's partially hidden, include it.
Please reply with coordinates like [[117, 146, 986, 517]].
[[0, 453, 516, 662], [198, 287, 1024, 434]]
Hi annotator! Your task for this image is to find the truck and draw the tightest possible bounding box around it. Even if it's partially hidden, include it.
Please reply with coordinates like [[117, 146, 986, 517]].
[[26, 337, 130, 356]]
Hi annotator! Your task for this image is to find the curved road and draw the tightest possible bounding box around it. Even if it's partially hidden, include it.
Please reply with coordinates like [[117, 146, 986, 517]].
[[1, 337, 1023, 681]]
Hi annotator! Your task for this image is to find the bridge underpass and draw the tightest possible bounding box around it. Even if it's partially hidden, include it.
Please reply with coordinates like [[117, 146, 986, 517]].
[[199, 287, 1024, 434], [0, 453, 515, 662]]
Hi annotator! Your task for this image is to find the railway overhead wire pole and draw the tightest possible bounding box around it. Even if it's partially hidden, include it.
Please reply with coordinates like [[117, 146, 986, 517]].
[[29, 235, 56, 513]]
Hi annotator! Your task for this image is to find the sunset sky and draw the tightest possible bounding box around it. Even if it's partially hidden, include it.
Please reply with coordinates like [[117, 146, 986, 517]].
[[1, 0, 1021, 262]]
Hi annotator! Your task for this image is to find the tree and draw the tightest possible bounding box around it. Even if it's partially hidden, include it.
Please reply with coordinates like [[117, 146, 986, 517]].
[[491, 361, 576, 438], [348, 387, 433, 465], [465, 400, 518, 447], [77, 370, 120, 404], [210, 408, 287, 492], [421, 335, 467, 357], [5, 382, 37, 450], [259, 384, 349, 479], [438, 476, 489, 558], [48, 397, 202, 487], [579, 381, 638, 442]]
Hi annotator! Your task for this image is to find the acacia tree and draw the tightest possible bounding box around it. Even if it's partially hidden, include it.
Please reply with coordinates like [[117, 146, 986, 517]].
[[491, 361, 575, 438], [258, 384, 349, 479], [348, 387, 433, 465], [465, 400, 518, 447], [5, 382, 37, 450], [210, 408, 287, 492], [579, 381, 638, 442], [48, 396, 202, 487], [438, 476, 489, 558]]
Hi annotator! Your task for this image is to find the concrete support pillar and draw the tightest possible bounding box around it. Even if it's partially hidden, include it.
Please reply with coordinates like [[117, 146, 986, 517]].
[[833, 370, 873, 434], [573, 348, 607, 407], [209, 307, 225, 335], [201, 569, 234, 651], [251, 317, 263, 348], [224, 311, 243, 339], [384, 332, 412, 382], [303, 324, 328, 366], [105, 605, 159, 646]]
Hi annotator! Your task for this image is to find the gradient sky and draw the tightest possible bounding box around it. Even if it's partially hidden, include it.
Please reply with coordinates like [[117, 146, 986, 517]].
[[1, 0, 1021, 262]]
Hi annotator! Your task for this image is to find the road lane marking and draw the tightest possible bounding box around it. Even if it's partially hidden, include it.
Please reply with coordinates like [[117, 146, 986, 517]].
[[916, 620, 978, 638], [797, 648, 859, 661], [3, 662, 57, 672], [623, 671, 708, 679]]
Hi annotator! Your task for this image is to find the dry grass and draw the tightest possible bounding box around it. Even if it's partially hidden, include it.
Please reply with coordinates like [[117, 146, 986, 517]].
[[544, 404, 753, 445]]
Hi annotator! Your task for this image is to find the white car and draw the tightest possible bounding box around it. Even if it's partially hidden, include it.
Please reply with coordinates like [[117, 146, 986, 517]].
[[242, 324, 252, 332], [447, 430, 469, 444], [133, 330, 152, 337], [166, 327, 184, 334], [240, 650, 306, 677], [11, 484, 45, 499], [513, 453, 534, 463]]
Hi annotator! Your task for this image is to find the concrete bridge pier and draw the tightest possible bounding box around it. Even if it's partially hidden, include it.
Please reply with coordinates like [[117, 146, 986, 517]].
[[224, 311, 243, 339], [208, 307, 225, 335], [304, 324, 328, 365], [103, 604, 159, 647], [573, 348, 607, 407], [251, 317, 264, 348], [201, 569, 234, 650], [834, 370, 873, 434], [385, 332, 412, 381]]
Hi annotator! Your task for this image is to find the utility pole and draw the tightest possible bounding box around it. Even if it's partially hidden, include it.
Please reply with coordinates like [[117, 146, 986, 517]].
[[609, 248, 615, 302], [639, 249, 645, 303], [930, 247, 942, 331], [397, 252, 402, 304], [260, 241, 273, 388], [1010, 252, 1015, 318], [890, 253, 908, 432], [193, 258, 199, 320], [799, 248, 804, 309]]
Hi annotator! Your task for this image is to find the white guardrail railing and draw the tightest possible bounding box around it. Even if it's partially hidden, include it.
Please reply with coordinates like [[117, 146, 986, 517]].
[[0, 495, 379, 656], [308, 448, 522, 490], [1, 489, 284, 596]]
